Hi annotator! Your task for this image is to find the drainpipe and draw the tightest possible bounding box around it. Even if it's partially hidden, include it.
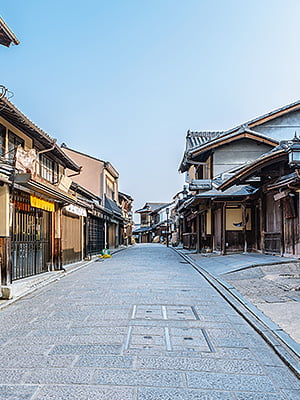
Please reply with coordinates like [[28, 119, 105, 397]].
[[37, 141, 56, 155]]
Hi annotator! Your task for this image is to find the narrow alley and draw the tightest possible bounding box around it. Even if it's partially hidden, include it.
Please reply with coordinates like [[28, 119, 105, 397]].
[[0, 244, 299, 400]]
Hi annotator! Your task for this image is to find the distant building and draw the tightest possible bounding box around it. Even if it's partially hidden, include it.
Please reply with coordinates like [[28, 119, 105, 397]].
[[61, 145, 128, 251], [134, 202, 169, 243], [118, 191, 134, 246]]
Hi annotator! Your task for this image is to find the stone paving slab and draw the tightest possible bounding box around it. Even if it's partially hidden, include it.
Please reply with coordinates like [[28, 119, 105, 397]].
[[138, 387, 234, 399], [0, 385, 38, 400], [0, 243, 299, 399], [32, 385, 135, 400]]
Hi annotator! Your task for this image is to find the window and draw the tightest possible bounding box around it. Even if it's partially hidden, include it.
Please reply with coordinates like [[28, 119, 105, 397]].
[[39, 154, 59, 183], [8, 131, 24, 161], [141, 213, 149, 226], [196, 164, 208, 180], [0, 124, 5, 157], [106, 177, 115, 200]]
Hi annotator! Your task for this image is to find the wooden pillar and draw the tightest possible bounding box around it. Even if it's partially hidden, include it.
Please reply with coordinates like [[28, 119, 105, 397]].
[[280, 199, 284, 256], [0, 237, 11, 287], [221, 203, 226, 255], [0, 184, 12, 289], [196, 213, 200, 253], [259, 197, 265, 253], [53, 208, 62, 270], [242, 203, 247, 253], [211, 204, 215, 251]]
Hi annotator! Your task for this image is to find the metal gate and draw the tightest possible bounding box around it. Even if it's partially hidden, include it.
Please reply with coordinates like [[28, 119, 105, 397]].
[[87, 215, 104, 255], [12, 192, 51, 280]]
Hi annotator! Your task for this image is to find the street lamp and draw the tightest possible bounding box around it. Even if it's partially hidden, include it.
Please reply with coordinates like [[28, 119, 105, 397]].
[[289, 133, 300, 166], [166, 208, 169, 247]]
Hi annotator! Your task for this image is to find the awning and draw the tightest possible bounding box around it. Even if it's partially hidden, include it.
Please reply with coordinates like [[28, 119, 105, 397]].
[[13, 173, 77, 204]]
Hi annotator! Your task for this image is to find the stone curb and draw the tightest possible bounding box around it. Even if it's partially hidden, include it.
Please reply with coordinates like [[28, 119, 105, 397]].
[[173, 248, 300, 378], [0, 246, 129, 311]]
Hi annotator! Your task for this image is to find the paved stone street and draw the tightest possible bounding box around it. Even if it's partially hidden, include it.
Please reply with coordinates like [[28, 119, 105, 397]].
[[187, 253, 300, 346], [0, 244, 299, 400]]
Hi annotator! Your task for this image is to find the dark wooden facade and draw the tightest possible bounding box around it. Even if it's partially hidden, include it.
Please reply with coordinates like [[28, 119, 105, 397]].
[[220, 146, 300, 257]]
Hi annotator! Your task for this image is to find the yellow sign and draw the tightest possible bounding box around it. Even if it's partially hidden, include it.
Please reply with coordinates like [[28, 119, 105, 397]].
[[30, 195, 55, 212]]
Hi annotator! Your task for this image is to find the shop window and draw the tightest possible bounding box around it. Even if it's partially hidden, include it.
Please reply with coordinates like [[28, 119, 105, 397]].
[[39, 154, 59, 183], [8, 131, 24, 161]]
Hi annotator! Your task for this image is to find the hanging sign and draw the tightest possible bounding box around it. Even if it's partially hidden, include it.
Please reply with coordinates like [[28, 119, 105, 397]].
[[30, 195, 55, 212], [64, 204, 87, 217]]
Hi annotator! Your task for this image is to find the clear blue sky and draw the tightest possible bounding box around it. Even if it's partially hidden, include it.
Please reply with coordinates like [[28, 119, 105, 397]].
[[1, 1, 300, 215]]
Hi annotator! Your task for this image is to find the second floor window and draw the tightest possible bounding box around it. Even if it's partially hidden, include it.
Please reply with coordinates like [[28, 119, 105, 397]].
[[39, 154, 59, 183], [8, 131, 24, 161], [196, 164, 208, 180], [141, 214, 149, 225], [106, 178, 115, 200], [0, 124, 5, 157]]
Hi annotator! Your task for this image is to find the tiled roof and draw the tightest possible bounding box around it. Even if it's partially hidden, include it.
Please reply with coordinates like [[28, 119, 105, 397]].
[[179, 100, 300, 172], [0, 17, 19, 47], [135, 202, 169, 213], [225, 100, 300, 135], [185, 130, 222, 150], [0, 98, 80, 171], [104, 195, 122, 216]]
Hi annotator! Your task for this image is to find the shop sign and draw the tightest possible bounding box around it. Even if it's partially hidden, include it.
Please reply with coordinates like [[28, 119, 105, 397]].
[[64, 204, 87, 217], [30, 195, 55, 212], [15, 146, 37, 174], [57, 175, 72, 192]]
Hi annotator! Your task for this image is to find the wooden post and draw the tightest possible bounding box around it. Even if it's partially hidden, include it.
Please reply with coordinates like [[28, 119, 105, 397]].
[[0, 237, 11, 287], [280, 199, 284, 256], [221, 203, 226, 255], [196, 213, 200, 253], [259, 197, 265, 253], [242, 203, 247, 253], [211, 204, 215, 251]]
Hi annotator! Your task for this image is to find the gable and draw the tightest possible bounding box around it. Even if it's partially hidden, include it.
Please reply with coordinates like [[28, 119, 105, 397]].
[[213, 138, 273, 177], [252, 109, 300, 141]]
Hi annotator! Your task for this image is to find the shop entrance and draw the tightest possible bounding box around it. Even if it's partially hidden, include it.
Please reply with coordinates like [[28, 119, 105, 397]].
[[11, 192, 51, 280]]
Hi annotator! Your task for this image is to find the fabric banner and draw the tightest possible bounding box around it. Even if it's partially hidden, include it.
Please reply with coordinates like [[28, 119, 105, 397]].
[[30, 195, 55, 212]]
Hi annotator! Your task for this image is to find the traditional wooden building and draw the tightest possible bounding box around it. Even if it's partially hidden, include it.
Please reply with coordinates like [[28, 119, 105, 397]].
[[134, 202, 168, 243], [61, 145, 124, 250], [118, 192, 134, 246], [178, 100, 300, 253], [150, 203, 173, 243], [0, 98, 81, 298], [178, 128, 277, 253], [220, 138, 300, 257]]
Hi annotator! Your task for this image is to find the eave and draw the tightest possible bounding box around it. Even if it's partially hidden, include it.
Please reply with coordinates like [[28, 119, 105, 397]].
[[226, 101, 300, 135], [13, 173, 77, 204], [190, 130, 278, 159], [0, 98, 80, 172], [0, 17, 20, 47], [219, 149, 288, 191]]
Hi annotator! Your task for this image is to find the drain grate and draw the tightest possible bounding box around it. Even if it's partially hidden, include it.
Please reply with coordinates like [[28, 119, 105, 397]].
[[124, 325, 214, 353], [132, 304, 201, 321], [126, 305, 214, 353]]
